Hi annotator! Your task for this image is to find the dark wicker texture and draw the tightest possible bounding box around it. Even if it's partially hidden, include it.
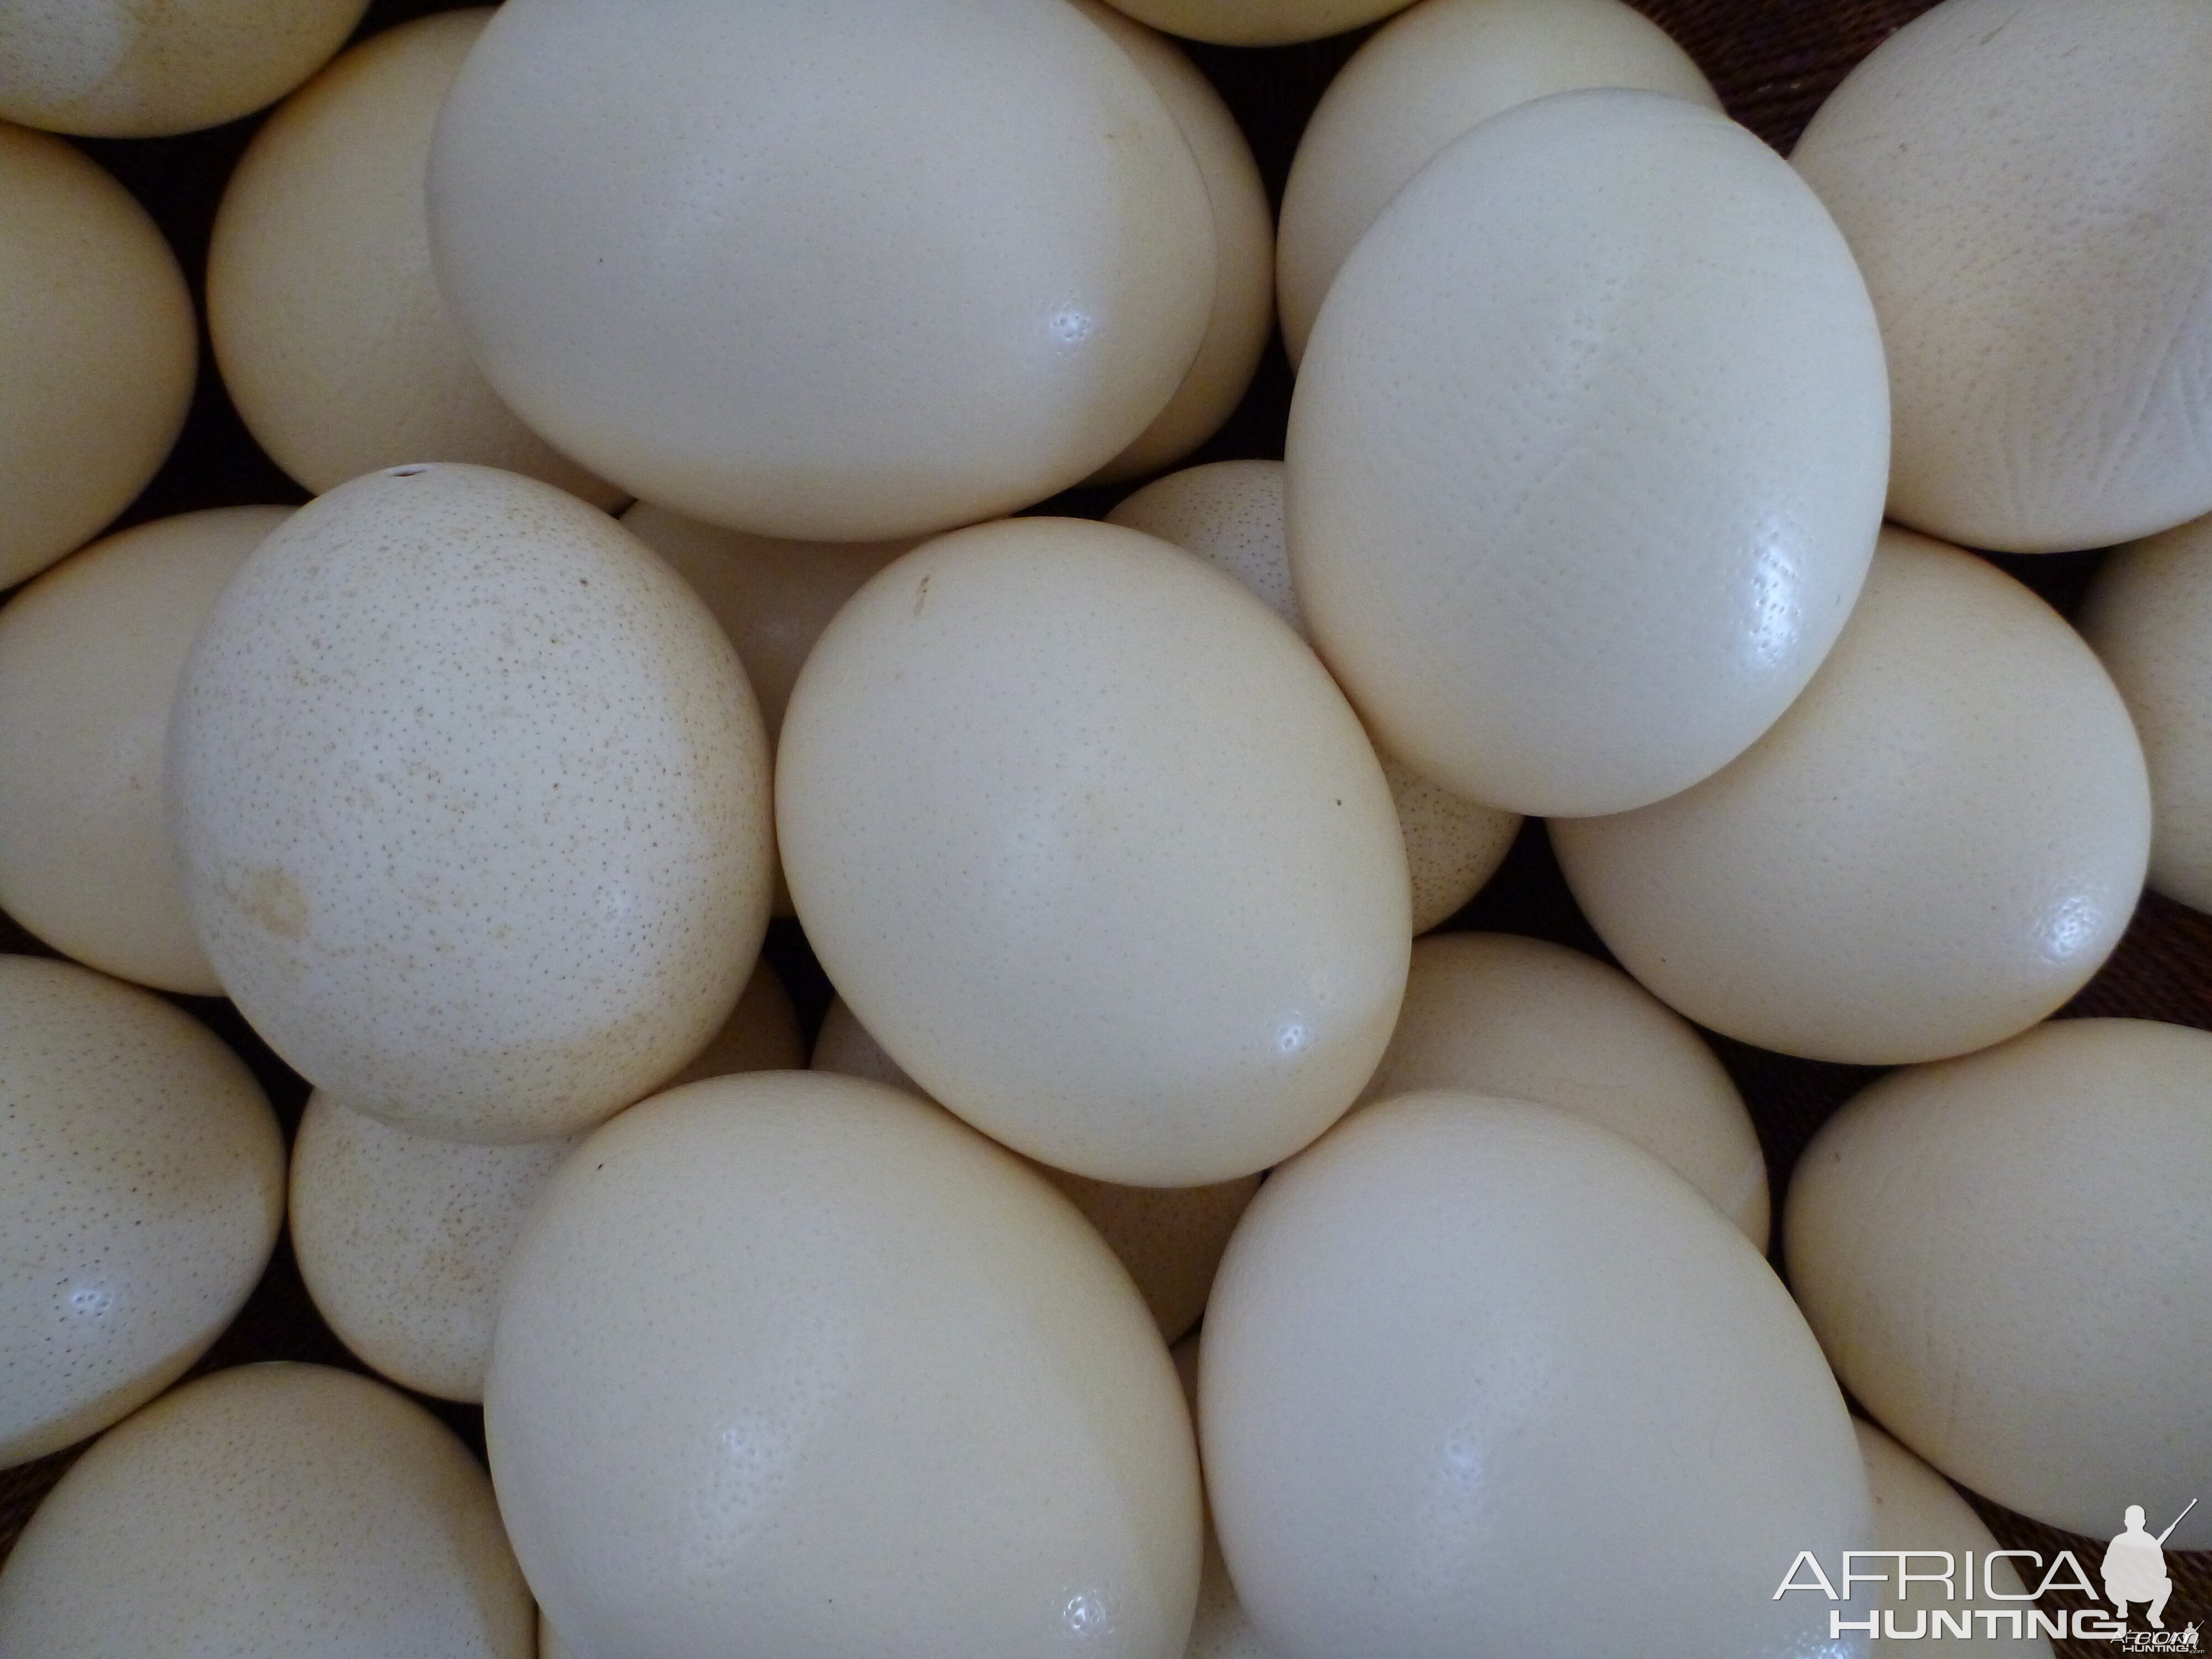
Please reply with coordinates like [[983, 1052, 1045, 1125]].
[[1, 2, 2205, 1652]]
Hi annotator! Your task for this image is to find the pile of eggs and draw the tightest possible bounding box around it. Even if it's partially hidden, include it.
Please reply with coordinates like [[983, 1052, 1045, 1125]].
[[1, 0, 2209, 1653]]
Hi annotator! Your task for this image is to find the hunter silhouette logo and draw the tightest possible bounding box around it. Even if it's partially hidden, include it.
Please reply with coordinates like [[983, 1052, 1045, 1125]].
[[2106, 1500, 2199, 1650]]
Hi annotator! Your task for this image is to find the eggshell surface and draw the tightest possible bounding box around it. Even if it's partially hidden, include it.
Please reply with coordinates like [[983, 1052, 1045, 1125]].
[[0, 1362, 532, 1657], [1553, 529, 2150, 1065], [1108, 460, 1516, 931], [659, 961, 804, 1087], [0, 507, 288, 993], [810, 996, 1256, 1344], [1288, 89, 1888, 816], [208, 10, 615, 504], [1785, 1019, 2212, 1550], [778, 517, 1409, 1186], [426, 0, 1215, 541], [1276, 0, 1717, 364], [167, 463, 774, 1144], [1073, 0, 1274, 483], [1357, 932, 1767, 1243], [1851, 1420, 2052, 1656], [487, 1072, 1202, 1659], [0, 957, 284, 1466], [1792, 0, 2212, 553], [2079, 514, 2212, 914], [0, 0, 367, 136], [289, 1093, 581, 1403], [1199, 1092, 1869, 1659], [1097, 0, 1410, 47], [0, 123, 195, 590]]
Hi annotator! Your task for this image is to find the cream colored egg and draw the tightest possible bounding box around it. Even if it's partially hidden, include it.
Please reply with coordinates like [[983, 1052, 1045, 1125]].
[[1289, 89, 1888, 817], [488, 1072, 1202, 1659], [1072, 0, 1273, 484], [778, 517, 1408, 1186], [290, 1093, 581, 1404], [0, 507, 286, 993], [1357, 932, 1768, 1243], [0, 0, 366, 137], [1851, 1421, 2052, 1656], [1276, 0, 1716, 364], [811, 995, 1255, 1344], [167, 462, 774, 1145], [540, 1627, 572, 1659], [0, 123, 195, 590], [1108, 460, 1517, 931], [426, 0, 1215, 542], [1097, 0, 1410, 47], [1786, 1019, 2212, 1550], [0, 957, 283, 1467], [1553, 529, 2150, 1065], [1200, 1092, 1869, 1659], [618, 504, 920, 749], [0, 1363, 531, 1657], [208, 11, 615, 505], [2079, 515, 2212, 914], [1792, 0, 2212, 554]]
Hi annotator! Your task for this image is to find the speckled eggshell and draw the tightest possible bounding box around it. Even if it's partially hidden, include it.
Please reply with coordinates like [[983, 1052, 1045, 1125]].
[[1276, 0, 1716, 364], [0, 1363, 531, 1657], [0, 123, 195, 590], [1357, 932, 1768, 1244], [1108, 460, 1517, 931], [0, 0, 367, 137], [1199, 1092, 1869, 1659], [1289, 89, 1888, 817], [0, 507, 288, 993], [2079, 514, 2212, 915], [1553, 529, 2150, 1065], [207, 11, 616, 504], [1096, 0, 1411, 48], [0, 957, 284, 1467], [487, 1071, 1202, 1659], [778, 517, 1408, 1186], [1072, 0, 1272, 484], [426, 0, 1215, 542], [1792, 0, 2212, 553], [290, 1093, 582, 1404], [811, 995, 1256, 1344], [166, 462, 774, 1144], [1786, 1019, 2212, 1549], [1852, 1420, 2052, 1657]]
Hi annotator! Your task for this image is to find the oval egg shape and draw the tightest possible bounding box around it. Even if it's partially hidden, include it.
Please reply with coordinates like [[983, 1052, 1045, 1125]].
[[0, 1363, 531, 1657], [207, 9, 617, 503], [1792, 0, 2212, 553], [0, 507, 289, 993], [1553, 528, 2150, 1065], [487, 1071, 1202, 1659], [778, 516, 1410, 1187], [425, 0, 1215, 541], [1786, 1019, 2212, 1549], [1200, 1091, 1869, 1659], [0, 122, 195, 589], [166, 462, 775, 1144], [0, 956, 284, 1466], [1288, 88, 1888, 816]]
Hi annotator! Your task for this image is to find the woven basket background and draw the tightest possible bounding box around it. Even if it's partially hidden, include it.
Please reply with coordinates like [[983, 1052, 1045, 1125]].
[[2, 2, 2204, 1652]]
